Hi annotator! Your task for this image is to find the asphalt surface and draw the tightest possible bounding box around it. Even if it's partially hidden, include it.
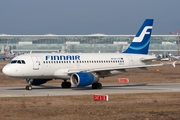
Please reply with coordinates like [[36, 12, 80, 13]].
[[0, 83, 180, 97]]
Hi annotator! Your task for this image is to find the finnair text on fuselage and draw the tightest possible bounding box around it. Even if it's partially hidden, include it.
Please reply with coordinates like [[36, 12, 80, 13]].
[[45, 55, 81, 61]]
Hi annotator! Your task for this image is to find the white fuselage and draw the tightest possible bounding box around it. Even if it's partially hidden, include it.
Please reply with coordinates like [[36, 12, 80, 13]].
[[3, 53, 155, 80]]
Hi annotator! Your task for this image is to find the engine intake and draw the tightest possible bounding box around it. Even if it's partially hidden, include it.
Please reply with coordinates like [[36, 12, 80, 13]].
[[70, 72, 98, 87]]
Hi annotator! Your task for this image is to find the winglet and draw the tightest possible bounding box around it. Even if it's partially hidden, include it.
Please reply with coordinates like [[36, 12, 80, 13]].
[[161, 61, 176, 67], [123, 19, 153, 54], [172, 61, 176, 67]]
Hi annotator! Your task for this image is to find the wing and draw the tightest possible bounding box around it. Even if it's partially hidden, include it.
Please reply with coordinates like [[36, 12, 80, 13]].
[[67, 63, 163, 74]]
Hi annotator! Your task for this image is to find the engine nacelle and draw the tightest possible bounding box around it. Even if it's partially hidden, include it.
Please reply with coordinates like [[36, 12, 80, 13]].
[[31, 79, 52, 86], [70, 72, 98, 87]]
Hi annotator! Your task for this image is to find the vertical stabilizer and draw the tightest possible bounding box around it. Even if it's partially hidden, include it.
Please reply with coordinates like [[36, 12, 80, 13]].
[[123, 19, 153, 54]]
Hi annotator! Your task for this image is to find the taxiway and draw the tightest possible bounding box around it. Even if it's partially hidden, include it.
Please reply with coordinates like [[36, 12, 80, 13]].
[[0, 83, 180, 97]]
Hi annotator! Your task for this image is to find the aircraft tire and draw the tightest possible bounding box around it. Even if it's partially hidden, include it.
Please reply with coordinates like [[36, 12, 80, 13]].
[[25, 85, 32, 90], [61, 82, 71, 88], [66, 82, 71, 88], [92, 83, 102, 89], [97, 83, 102, 89]]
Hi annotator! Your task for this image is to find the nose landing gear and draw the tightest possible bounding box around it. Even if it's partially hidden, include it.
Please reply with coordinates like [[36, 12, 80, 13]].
[[25, 79, 33, 90]]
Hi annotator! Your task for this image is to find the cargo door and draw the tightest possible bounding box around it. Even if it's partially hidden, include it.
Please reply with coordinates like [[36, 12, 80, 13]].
[[127, 55, 133, 66]]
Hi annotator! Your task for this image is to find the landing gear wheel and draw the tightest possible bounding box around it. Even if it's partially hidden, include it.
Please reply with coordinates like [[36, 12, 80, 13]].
[[92, 83, 102, 89], [66, 82, 71, 88], [25, 79, 33, 90], [97, 83, 102, 89], [61, 82, 71, 88], [25, 85, 32, 90]]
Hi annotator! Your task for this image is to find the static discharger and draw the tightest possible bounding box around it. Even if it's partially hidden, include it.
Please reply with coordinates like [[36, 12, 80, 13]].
[[118, 78, 129, 83], [93, 94, 108, 101]]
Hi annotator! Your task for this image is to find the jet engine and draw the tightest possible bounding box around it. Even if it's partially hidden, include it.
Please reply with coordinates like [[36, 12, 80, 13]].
[[70, 72, 98, 87]]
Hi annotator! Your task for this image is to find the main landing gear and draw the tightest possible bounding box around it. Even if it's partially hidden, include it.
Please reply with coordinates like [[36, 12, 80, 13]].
[[92, 82, 102, 89], [25, 79, 33, 90], [61, 80, 71, 88]]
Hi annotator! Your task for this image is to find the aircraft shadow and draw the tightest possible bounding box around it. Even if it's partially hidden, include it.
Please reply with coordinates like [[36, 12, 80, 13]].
[[7, 85, 61, 90], [72, 84, 150, 90], [7, 84, 150, 91]]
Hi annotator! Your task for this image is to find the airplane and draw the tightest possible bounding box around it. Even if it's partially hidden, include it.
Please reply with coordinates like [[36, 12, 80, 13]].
[[2, 19, 163, 90], [171, 56, 180, 60]]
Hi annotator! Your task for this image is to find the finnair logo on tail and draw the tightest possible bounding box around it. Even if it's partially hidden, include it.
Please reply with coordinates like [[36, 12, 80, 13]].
[[133, 26, 152, 42]]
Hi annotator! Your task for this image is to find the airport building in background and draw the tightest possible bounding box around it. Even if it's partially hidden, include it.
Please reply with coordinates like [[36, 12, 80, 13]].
[[0, 34, 179, 56]]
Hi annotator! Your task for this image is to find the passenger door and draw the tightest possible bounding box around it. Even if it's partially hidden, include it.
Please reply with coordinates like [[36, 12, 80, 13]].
[[31, 56, 40, 70]]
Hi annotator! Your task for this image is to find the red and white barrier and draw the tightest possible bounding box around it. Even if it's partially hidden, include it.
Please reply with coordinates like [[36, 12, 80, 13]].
[[93, 94, 108, 101], [118, 78, 129, 83]]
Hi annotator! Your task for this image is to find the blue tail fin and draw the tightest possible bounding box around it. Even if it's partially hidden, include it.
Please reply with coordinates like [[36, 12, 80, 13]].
[[123, 19, 153, 54]]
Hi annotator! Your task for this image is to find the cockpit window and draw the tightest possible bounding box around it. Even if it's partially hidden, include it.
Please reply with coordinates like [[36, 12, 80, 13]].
[[10, 60, 26, 64], [17, 60, 21, 64], [11, 60, 17, 64], [21, 60, 25, 64]]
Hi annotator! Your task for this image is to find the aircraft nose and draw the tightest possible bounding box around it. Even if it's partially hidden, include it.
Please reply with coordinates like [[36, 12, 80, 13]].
[[2, 65, 11, 76]]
